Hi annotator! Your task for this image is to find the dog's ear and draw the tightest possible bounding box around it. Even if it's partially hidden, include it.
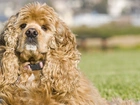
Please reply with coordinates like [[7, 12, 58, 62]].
[[43, 3, 77, 50], [48, 14, 77, 50], [48, 19, 77, 53], [0, 13, 19, 48], [0, 31, 5, 46], [0, 13, 19, 84], [54, 19, 77, 50]]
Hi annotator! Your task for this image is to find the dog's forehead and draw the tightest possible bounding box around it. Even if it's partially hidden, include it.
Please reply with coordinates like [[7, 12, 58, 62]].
[[20, 3, 54, 17], [17, 3, 55, 24]]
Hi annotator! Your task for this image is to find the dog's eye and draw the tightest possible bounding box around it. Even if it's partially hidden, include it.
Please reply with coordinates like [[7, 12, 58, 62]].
[[41, 25, 47, 31], [20, 23, 27, 29]]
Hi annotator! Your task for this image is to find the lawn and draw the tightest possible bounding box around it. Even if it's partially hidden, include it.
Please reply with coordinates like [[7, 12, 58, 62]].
[[79, 50, 140, 101]]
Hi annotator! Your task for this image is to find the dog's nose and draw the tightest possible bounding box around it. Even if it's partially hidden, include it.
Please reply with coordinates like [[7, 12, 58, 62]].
[[25, 28, 38, 38]]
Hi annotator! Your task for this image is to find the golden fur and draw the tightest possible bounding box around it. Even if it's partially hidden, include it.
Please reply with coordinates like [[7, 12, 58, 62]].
[[0, 2, 108, 105]]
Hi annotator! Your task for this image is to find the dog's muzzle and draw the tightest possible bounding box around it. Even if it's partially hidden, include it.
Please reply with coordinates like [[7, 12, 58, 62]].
[[25, 28, 38, 50]]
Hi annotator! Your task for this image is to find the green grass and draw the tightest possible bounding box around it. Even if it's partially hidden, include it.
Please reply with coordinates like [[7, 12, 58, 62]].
[[79, 50, 140, 101]]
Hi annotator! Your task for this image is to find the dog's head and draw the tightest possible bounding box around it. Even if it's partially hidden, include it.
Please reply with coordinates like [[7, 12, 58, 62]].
[[15, 3, 57, 62], [1, 2, 76, 63]]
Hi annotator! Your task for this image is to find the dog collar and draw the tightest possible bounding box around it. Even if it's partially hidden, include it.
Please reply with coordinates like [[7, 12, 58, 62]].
[[28, 62, 43, 71]]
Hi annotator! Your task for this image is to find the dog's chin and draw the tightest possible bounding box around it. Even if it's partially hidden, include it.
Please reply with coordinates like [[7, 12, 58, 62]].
[[18, 44, 47, 62], [25, 44, 38, 52]]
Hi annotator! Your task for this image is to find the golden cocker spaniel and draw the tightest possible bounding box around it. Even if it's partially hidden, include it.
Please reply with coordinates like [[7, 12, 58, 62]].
[[0, 2, 108, 105]]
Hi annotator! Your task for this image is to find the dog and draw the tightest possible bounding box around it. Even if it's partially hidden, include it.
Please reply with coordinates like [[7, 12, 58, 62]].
[[0, 2, 108, 105]]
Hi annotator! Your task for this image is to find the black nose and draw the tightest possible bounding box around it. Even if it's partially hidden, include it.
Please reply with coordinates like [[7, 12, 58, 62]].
[[25, 28, 38, 38]]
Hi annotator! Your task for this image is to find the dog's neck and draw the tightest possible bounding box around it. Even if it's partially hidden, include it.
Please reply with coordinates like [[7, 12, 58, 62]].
[[16, 61, 44, 85]]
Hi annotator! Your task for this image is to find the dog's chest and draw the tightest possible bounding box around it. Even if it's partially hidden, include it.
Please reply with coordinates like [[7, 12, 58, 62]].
[[28, 73, 35, 82], [28, 71, 42, 83]]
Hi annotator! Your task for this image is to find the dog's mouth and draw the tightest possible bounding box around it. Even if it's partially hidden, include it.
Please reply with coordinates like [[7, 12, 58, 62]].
[[19, 52, 46, 71], [24, 61, 44, 71]]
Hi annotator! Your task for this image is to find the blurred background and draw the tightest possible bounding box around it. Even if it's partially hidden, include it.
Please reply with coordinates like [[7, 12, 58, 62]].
[[0, 0, 140, 101]]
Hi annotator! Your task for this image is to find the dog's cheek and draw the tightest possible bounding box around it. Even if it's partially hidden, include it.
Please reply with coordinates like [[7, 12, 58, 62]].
[[48, 37, 57, 49], [17, 35, 26, 52], [38, 33, 53, 53]]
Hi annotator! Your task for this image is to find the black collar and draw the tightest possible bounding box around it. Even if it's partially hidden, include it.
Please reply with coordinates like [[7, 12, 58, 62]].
[[28, 62, 43, 71]]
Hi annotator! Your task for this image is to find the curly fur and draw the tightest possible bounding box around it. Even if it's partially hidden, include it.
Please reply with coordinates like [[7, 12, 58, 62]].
[[0, 2, 108, 105]]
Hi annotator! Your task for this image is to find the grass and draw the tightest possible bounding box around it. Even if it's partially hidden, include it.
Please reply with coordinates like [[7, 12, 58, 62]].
[[79, 50, 140, 101]]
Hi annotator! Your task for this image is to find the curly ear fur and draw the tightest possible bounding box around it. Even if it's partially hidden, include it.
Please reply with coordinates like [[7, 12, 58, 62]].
[[41, 3, 81, 94], [41, 6, 108, 104], [42, 15, 81, 97], [0, 15, 19, 84]]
